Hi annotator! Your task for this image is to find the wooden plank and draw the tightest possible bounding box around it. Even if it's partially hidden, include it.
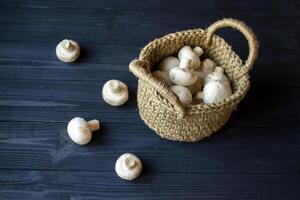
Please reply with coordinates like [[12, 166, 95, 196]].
[[0, 18, 297, 50], [0, 170, 299, 199], [0, 1, 298, 49], [0, 79, 298, 127], [0, 121, 299, 173]]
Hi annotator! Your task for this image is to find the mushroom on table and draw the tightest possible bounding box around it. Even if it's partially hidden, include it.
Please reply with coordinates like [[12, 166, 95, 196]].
[[67, 117, 100, 145], [56, 39, 80, 62], [102, 80, 129, 106], [115, 153, 142, 181]]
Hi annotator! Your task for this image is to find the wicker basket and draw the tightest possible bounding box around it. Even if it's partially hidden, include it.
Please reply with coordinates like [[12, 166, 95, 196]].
[[129, 18, 259, 142]]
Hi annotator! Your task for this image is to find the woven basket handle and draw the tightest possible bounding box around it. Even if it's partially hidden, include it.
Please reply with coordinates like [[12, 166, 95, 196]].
[[129, 59, 186, 117], [205, 18, 259, 76]]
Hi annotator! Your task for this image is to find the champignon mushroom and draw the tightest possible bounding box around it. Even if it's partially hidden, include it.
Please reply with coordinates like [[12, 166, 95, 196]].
[[178, 46, 201, 70], [102, 80, 129, 106], [193, 91, 204, 104], [152, 70, 173, 86], [178, 46, 192, 60], [202, 58, 216, 72], [67, 117, 100, 145], [178, 56, 194, 70], [56, 39, 80, 62], [115, 153, 142, 181], [169, 58, 198, 86], [186, 75, 203, 95], [158, 56, 180, 72], [202, 80, 232, 104], [204, 66, 229, 84], [170, 85, 192, 106], [195, 58, 216, 80], [193, 46, 204, 57]]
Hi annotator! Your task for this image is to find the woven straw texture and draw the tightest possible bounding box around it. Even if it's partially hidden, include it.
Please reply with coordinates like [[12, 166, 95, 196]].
[[129, 18, 259, 142]]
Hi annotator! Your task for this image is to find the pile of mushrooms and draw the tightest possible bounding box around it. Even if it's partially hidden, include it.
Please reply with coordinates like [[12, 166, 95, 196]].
[[152, 45, 232, 105]]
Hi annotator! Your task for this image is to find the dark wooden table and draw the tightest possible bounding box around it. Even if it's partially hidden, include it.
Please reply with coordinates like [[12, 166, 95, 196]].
[[0, 0, 299, 199]]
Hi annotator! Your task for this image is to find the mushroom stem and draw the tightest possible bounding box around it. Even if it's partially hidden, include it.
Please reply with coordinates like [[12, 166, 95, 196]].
[[62, 39, 72, 49], [87, 119, 100, 131], [124, 157, 136, 169], [110, 81, 121, 93], [179, 58, 192, 70]]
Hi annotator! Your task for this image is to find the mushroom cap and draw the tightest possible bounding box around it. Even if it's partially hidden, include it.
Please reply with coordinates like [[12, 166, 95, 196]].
[[67, 117, 92, 145], [56, 39, 80, 62], [204, 67, 229, 84], [178, 46, 201, 70], [169, 67, 198, 86], [192, 91, 204, 105], [152, 70, 173, 86], [158, 56, 179, 72], [195, 59, 216, 80], [102, 80, 129, 106], [202, 81, 232, 104], [193, 46, 204, 57], [115, 153, 142, 181], [202, 58, 216, 73], [178, 46, 192, 59], [170, 85, 192, 106]]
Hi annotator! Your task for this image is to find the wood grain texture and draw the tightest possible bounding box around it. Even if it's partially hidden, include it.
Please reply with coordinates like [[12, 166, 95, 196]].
[[0, 122, 299, 174], [0, 0, 299, 199], [0, 170, 299, 200]]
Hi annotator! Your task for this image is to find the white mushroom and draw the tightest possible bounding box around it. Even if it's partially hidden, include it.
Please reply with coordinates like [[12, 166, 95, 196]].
[[199, 66, 232, 104], [158, 56, 179, 72], [115, 153, 142, 181], [186, 75, 203, 95], [200, 58, 216, 76], [56, 39, 80, 62], [169, 58, 198, 86], [195, 91, 203, 100], [170, 85, 192, 106], [178, 46, 192, 60], [204, 66, 229, 84], [152, 70, 173, 86], [193, 91, 204, 104], [202, 80, 232, 104], [195, 58, 216, 80], [193, 46, 204, 57], [178, 56, 193, 70], [178, 46, 201, 70], [102, 80, 129, 106], [203, 58, 216, 72], [67, 117, 100, 145]]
